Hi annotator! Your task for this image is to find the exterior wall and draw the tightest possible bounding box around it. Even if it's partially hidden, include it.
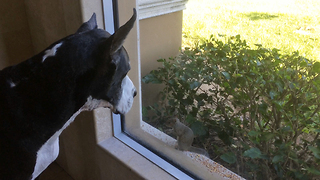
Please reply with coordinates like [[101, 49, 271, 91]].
[[0, 0, 34, 69], [140, 11, 183, 106]]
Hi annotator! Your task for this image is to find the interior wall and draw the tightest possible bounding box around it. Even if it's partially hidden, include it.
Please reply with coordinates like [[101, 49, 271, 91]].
[[0, 0, 34, 69], [0, 0, 143, 179], [24, 0, 83, 53], [1, 0, 182, 179]]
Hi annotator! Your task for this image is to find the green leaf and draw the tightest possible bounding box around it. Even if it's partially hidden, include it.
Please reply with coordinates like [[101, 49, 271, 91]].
[[313, 62, 320, 73], [190, 121, 207, 136], [185, 114, 196, 124], [142, 74, 162, 84], [281, 126, 292, 132], [218, 130, 232, 145], [314, 129, 320, 133], [256, 61, 262, 66], [222, 71, 231, 80], [275, 81, 284, 93], [258, 102, 268, 114], [299, 59, 308, 67], [168, 79, 175, 85], [243, 147, 262, 159], [306, 166, 320, 175], [190, 81, 201, 89], [142, 106, 148, 117], [294, 171, 306, 179], [261, 132, 275, 141], [220, 152, 237, 164], [308, 146, 320, 159], [248, 131, 260, 137], [269, 90, 277, 100], [272, 155, 285, 163]]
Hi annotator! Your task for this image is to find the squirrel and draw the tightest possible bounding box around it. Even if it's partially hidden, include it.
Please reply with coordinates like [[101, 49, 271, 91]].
[[167, 117, 209, 158]]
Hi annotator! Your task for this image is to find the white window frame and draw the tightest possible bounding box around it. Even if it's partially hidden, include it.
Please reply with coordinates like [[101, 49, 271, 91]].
[[138, 0, 188, 20]]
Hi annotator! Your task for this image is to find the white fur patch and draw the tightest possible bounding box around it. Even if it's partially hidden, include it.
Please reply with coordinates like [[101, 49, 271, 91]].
[[31, 96, 112, 180], [8, 79, 16, 88], [82, 96, 114, 111], [31, 136, 60, 179], [42, 42, 63, 63], [115, 76, 136, 114], [31, 108, 81, 179], [32, 84, 133, 179]]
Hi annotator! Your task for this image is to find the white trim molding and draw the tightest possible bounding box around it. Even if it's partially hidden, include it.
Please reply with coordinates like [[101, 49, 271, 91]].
[[138, 0, 188, 20]]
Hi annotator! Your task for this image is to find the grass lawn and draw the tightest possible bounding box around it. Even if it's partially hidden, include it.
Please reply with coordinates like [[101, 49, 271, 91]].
[[183, 0, 320, 61]]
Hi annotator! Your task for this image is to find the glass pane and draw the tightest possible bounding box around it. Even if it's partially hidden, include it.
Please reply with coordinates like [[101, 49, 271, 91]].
[[140, 0, 211, 158], [141, 1, 320, 180]]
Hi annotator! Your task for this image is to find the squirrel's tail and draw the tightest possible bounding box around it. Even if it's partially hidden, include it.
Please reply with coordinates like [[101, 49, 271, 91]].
[[189, 146, 210, 158]]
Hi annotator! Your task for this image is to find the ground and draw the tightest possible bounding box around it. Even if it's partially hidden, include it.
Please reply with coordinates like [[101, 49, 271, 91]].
[[183, 0, 320, 61]]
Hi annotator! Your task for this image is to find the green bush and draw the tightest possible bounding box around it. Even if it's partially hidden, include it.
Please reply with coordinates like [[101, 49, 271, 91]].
[[142, 35, 320, 180]]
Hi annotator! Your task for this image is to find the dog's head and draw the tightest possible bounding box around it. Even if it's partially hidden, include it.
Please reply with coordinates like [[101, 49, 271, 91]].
[[74, 9, 137, 115]]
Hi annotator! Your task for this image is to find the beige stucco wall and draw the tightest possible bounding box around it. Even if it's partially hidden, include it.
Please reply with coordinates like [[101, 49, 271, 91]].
[[0, 0, 34, 69], [140, 11, 183, 106], [24, 0, 82, 53]]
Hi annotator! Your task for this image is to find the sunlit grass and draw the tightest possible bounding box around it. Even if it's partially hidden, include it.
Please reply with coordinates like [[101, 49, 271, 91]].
[[183, 0, 320, 61]]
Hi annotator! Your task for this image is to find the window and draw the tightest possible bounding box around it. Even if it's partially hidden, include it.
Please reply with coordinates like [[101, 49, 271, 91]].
[[132, 1, 320, 180], [104, 0, 242, 179], [102, 0, 196, 179]]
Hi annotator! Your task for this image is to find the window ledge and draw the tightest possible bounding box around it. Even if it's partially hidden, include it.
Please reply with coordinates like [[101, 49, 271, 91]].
[[96, 114, 244, 179], [140, 121, 245, 180], [138, 0, 188, 20], [98, 137, 176, 180]]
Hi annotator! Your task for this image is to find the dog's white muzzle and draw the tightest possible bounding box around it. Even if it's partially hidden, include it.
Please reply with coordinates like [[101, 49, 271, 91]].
[[115, 75, 136, 115]]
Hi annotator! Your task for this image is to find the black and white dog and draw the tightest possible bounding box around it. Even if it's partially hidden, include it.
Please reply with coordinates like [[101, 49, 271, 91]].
[[0, 9, 137, 180]]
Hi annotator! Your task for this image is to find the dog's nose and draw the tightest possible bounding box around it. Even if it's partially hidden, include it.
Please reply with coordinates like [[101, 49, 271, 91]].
[[133, 89, 137, 97]]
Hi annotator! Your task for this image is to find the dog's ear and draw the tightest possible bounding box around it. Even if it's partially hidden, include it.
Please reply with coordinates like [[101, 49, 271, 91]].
[[76, 13, 98, 33], [110, 9, 137, 56]]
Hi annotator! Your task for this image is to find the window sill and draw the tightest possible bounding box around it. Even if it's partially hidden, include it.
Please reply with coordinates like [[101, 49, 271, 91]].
[[59, 110, 244, 180], [124, 121, 245, 180], [98, 137, 176, 180]]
